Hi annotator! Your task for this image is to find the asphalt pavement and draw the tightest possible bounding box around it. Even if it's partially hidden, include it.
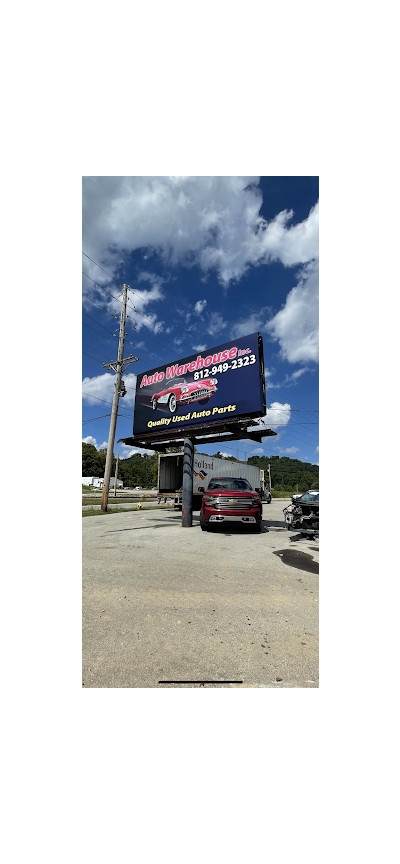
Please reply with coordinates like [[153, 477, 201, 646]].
[[82, 499, 319, 688]]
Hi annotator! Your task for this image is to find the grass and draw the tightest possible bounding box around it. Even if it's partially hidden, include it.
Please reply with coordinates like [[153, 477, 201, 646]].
[[271, 489, 308, 498], [82, 496, 154, 505], [82, 505, 171, 517]]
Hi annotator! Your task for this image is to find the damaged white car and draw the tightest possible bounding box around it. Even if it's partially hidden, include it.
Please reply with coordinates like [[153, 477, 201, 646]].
[[283, 490, 319, 536]]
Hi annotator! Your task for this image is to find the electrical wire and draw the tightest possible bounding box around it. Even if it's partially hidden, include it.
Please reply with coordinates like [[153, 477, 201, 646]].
[[82, 253, 318, 404], [83, 322, 122, 350], [83, 252, 213, 358], [82, 310, 119, 338], [82, 252, 125, 289], [82, 350, 108, 365], [82, 391, 134, 414], [82, 252, 319, 460], [82, 414, 111, 424], [82, 271, 124, 304]]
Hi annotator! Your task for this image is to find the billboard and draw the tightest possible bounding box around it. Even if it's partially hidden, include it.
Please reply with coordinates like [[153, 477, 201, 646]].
[[132, 332, 266, 438]]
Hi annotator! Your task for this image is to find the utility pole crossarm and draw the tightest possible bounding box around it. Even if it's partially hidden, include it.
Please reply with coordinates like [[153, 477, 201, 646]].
[[102, 354, 139, 374]]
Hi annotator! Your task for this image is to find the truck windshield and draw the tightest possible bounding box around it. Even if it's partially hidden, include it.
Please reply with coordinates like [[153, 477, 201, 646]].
[[208, 479, 252, 491]]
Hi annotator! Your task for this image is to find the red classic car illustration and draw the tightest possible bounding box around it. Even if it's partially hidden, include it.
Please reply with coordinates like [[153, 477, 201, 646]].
[[151, 378, 218, 413]]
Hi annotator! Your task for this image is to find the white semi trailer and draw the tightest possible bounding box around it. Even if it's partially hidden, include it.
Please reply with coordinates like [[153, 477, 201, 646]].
[[158, 452, 266, 510]]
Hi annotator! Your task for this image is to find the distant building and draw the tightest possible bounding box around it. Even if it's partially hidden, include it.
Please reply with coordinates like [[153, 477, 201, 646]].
[[82, 476, 123, 489], [109, 477, 123, 489]]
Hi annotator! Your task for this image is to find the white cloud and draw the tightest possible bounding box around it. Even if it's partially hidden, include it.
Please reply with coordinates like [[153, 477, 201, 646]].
[[82, 436, 109, 450], [82, 437, 154, 457], [119, 445, 154, 457], [208, 311, 227, 336], [252, 401, 291, 431], [283, 367, 309, 385], [278, 446, 299, 454], [231, 311, 269, 339], [194, 299, 207, 315], [251, 447, 264, 455], [83, 177, 318, 287], [82, 436, 97, 447], [82, 372, 137, 407], [193, 343, 206, 351], [267, 260, 319, 363], [252, 203, 319, 267], [104, 274, 165, 333], [264, 367, 280, 391]]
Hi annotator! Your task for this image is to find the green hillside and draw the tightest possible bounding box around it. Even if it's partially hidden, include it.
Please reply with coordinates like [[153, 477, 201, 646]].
[[247, 454, 318, 493], [83, 443, 318, 493]]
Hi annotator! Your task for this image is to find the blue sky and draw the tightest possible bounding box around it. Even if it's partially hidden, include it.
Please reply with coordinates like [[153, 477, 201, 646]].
[[82, 176, 319, 465]]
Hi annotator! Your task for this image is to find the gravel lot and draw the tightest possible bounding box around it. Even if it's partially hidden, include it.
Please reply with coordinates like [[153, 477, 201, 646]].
[[82, 498, 318, 688]]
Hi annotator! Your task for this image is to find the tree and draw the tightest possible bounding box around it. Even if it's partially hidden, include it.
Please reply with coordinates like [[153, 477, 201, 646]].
[[248, 454, 318, 492], [118, 452, 159, 488], [82, 442, 102, 476], [212, 451, 239, 461]]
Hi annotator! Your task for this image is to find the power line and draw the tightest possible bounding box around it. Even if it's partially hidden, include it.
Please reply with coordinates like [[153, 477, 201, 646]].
[[82, 310, 119, 338], [82, 390, 134, 413], [83, 253, 318, 400], [82, 271, 124, 304], [267, 407, 318, 413], [84, 252, 212, 359], [82, 252, 125, 289], [82, 253, 319, 456], [83, 293, 122, 321], [82, 350, 108, 365], [83, 321, 122, 349], [82, 414, 111, 424]]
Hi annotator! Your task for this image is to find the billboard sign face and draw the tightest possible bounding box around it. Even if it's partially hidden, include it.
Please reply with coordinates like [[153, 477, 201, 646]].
[[132, 333, 266, 438]]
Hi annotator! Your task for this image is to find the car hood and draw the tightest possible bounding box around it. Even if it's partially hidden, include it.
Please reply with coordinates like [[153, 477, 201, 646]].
[[206, 490, 257, 497]]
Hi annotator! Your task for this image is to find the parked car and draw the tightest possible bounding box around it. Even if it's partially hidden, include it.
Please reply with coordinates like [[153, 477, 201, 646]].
[[200, 477, 262, 532], [262, 489, 271, 504], [151, 378, 218, 413], [292, 488, 319, 501], [283, 490, 319, 535]]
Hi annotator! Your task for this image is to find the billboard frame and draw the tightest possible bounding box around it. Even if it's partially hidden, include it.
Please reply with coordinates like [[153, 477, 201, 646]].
[[122, 333, 272, 448], [119, 415, 276, 451]]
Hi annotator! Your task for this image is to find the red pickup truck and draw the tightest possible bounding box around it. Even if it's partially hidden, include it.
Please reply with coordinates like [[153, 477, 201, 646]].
[[200, 477, 262, 532]]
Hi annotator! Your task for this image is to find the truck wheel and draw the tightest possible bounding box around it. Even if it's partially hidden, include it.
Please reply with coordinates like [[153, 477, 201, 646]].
[[200, 515, 208, 531]]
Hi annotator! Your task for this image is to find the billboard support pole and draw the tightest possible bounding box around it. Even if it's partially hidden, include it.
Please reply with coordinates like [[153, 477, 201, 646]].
[[182, 437, 194, 527]]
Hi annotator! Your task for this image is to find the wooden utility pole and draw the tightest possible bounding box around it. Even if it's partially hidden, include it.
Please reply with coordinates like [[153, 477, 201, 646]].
[[101, 284, 138, 511], [113, 451, 120, 498]]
